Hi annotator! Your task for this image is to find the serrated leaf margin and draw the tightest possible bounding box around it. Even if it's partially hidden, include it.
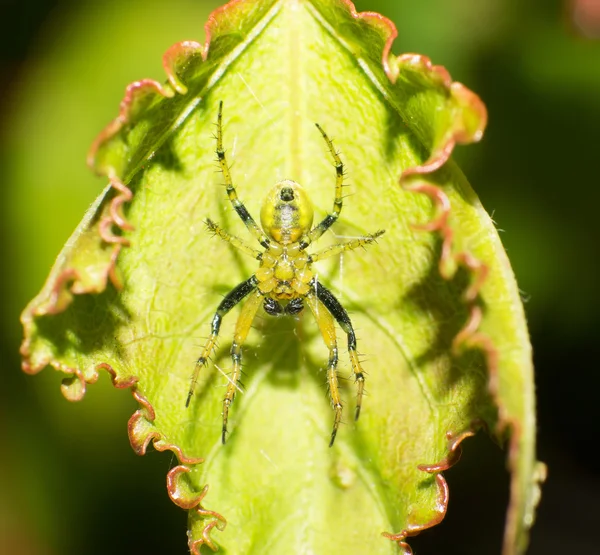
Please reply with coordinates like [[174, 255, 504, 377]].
[[18, 1, 541, 553]]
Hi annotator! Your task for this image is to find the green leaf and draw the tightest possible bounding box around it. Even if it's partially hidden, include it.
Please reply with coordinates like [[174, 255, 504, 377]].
[[20, 0, 543, 553]]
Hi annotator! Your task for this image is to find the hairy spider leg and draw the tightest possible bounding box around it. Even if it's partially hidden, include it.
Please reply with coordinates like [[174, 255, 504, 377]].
[[222, 289, 263, 443], [310, 230, 386, 263], [205, 218, 262, 259], [186, 276, 258, 408], [311, 279, 366, 422], [305, 292, 342, 447], [301, 124, 345, 248], [216, 101, 270, 248]]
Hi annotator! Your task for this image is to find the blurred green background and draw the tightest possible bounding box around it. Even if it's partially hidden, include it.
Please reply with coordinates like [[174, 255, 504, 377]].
[[1, 0, 598, 553]]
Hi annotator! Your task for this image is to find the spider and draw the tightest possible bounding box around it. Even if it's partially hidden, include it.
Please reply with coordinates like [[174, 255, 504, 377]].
[[186, 101, 384, 447]]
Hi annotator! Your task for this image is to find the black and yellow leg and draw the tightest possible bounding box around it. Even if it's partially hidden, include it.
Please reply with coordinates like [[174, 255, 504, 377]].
[[216, 102, 270, 248], [305, 292, 343, 447], [186, 275, 259, 408], [206, 218, 262, 259], [310, 230, 385, 263], [302, 124, 345, 248], [312, 279, 365, 421], [222, 289, 263, 443]]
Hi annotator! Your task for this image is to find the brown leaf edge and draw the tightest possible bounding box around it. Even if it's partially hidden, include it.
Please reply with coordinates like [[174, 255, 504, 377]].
[[374, 12, 543, 555], [19, 3, 241, 547], [20, 0, 538, 552], [20, 175, 134, 399], [101, 363, 221, 543], [318, 2, 519, 553], [323, 3, 541, 554], [387, 58, 540, 555], [382, 427, 478, 554]]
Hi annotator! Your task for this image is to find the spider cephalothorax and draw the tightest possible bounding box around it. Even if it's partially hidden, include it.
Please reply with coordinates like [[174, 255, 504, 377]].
[[186, 102, 384, 446]]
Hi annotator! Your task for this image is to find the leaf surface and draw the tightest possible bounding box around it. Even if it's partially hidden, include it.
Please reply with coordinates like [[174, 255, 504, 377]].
[[21, 0, 542, 553]]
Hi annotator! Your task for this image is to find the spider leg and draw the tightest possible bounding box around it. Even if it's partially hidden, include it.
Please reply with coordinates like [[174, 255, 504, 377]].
[[311, 279, 365, 422], [305, 291, 343, 447], [301, 124, 344, 248], [310, 230, 385, 262], [222, 289, 263, 444], [206, 218, 262, 259], [186, 275, 258, 408], [216, 101, 270, 248]]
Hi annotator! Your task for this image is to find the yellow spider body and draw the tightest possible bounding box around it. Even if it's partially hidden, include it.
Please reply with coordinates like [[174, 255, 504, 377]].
[[260, 180, 314, 244], [256, 181, 315, 299], [186, 102, 384, 446], [256, 241, 313, 299]]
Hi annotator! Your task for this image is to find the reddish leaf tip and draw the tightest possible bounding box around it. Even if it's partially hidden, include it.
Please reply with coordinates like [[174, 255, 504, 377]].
[[337, 0, 399, 77], [394, 54, 487, 182], [87, 79, 177, 175], [163, 40, 204, 95], [383, 427, 478, 552], [187, 484, 228, 554]]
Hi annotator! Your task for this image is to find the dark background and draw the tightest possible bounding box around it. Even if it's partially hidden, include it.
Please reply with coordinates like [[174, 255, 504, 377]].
[[1, 0, 599, 553]]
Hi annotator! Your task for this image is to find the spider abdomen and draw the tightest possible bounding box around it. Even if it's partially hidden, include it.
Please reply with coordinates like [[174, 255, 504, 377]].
[[260, 180, 314, 244]]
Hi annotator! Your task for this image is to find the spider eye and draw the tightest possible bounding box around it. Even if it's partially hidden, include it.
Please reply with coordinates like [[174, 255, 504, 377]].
[[280, 187, 294, 202]]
